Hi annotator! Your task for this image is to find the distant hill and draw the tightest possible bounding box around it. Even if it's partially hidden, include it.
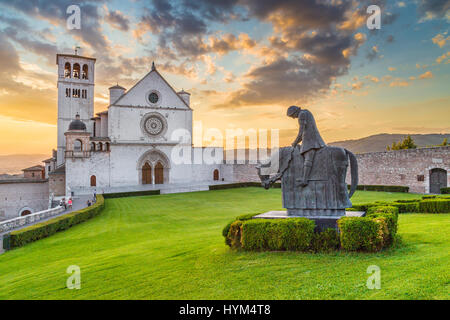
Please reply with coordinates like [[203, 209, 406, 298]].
[[329, 133, 450, 154], [0, 154, 48, 175]]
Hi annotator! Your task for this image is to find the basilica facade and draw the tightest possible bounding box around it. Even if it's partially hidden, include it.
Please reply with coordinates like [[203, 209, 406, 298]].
[[48, 52, 229, 196]]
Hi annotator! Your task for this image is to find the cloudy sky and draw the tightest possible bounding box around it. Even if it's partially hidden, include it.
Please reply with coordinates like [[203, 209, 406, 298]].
[[0, 0, 449, 154]]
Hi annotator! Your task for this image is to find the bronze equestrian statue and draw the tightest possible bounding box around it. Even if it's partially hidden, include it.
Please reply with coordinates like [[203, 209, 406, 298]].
[[257, 106, 358, 218]]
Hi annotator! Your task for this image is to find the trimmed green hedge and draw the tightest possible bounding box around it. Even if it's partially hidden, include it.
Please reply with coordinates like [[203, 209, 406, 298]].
[[418, 199, 450, 213], [441, 187, 450, 194], [366, 206, 399, 245], [310, 228, 340, 252], [223, 205, 399, 253], [348, 184, 409, 193], [209, 182, 281, 190], [351, 197, 450, 214], [103, 190, 160, 199], [338, 217, 384, 252], [241, 218, 315, 251], [8, 195, 105, 249]]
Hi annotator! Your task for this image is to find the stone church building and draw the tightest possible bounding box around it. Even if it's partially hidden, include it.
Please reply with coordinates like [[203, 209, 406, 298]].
[[47, 53, 229, 196]]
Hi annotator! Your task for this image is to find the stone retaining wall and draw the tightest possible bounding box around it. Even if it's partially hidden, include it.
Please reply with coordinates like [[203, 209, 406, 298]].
[[0, 206, 65, 234]]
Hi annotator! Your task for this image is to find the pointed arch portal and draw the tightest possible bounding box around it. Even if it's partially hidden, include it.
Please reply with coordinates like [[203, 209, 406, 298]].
[[142, 162, 152, 185]]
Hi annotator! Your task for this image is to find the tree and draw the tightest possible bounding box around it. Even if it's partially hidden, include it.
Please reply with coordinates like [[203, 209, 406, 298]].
[[386, 135, 417, 151], [440, 138, 448, 146]]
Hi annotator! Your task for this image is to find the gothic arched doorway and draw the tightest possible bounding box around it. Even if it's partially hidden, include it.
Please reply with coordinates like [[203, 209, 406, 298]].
[[142, 162, 152, 184], [155, 162, 164, 184], [430, 168, 447, 194], [213, 169, 219, 181]]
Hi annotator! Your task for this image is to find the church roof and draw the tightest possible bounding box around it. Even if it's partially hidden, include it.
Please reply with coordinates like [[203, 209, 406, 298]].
[[68, 114, 87, 131], [22, 165, 44, 171], [56, 53, 96, 63], [109, 84, 126, 90], [112, 63, 192, 110]]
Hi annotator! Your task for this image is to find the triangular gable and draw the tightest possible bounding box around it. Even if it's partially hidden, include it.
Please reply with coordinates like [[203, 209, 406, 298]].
[[112, 67, 191, 110]]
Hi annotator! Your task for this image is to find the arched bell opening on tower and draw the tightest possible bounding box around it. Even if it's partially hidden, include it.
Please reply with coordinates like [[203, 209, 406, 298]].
[[64, 62, 71, 78], [73, 63, 80, 79], [82, 64, 88, 80]]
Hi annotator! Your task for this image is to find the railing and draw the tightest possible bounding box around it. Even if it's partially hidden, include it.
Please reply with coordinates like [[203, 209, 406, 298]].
[[0, 206, 65, 234]]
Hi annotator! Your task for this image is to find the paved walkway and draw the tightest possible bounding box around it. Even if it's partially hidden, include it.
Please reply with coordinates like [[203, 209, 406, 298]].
[[0, 195, 91, 238]]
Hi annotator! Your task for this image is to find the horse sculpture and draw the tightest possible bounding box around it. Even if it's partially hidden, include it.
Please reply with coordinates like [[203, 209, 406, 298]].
[[257, 145, 358, 217], [256, 106, 358, 219]]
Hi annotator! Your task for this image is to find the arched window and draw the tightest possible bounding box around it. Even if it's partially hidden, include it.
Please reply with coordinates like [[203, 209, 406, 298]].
[[21, 210, 32, 216], [64, 62, 71, 78], [74, 139, 82, 152], [82, 64, 88, 79], [97, 142, 103, 151], [213, 169, 219, 181], [105, 142, 110, 151], [66, 88, 71, 97], [90, 175, 96, 187], [91, 142, 96, 151], [73, 63, 80, 79]]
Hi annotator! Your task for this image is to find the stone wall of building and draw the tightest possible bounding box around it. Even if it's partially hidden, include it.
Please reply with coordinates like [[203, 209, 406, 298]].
[[0, 180, 49, 220], [346, 146, 449, 193], [49, 171, 66, 196]]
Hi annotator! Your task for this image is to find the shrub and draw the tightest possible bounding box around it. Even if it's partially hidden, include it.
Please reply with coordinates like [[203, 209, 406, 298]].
[[418, 199, 450, 213], [422, 195, 436, 199], [209, 182, 281, 190], [441, 187, 450, 194], [310, 228, 340, 252], [223, 213, 258, 244], [349, 185, 409, 193], [240, 218, 315, 251], [390, 202, 419, 213], [9, 195, 105, 249], [351, 203, 376, 212], [395, 199, 420, 203], [103, 190, 160, 199], [338, 217, 384, 252], [367, 206, 399, 245], [227, 221, 244, 249]]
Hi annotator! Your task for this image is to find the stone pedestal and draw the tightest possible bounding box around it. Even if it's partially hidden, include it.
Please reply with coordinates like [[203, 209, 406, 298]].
[[253, 210, 365, 232]]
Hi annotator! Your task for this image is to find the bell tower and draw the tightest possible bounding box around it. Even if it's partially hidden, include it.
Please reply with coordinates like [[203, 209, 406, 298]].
[[56, 50, 96, 166]]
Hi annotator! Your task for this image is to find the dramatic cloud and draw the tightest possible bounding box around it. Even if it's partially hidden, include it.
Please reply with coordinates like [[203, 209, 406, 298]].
[[417, 0, 450, 21], [105, 9, 130, 31]]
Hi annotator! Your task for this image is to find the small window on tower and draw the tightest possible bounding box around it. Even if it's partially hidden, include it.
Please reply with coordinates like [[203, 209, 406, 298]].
[[74, 139, 82, 152], [64, 63, 71, 78], [66, 88, 71, 97], [73, 63, 80, 79], [73, 89, 79, 98], [82, 64, 88, 80]]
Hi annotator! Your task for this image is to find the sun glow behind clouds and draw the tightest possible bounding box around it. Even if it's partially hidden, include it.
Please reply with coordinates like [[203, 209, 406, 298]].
[[0, 0, 448, 155]]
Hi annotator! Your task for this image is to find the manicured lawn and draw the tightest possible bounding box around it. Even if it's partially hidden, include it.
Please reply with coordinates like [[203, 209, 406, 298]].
[[0, 188, 448, 300]]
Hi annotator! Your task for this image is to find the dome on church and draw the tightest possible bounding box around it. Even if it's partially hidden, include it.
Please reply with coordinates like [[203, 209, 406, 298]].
[[68, 114, 86, 131]]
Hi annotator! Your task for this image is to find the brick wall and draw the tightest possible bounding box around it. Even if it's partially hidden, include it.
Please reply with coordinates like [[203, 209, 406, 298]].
[[49, 173, 66, 196], [346, 146, 449, 193]]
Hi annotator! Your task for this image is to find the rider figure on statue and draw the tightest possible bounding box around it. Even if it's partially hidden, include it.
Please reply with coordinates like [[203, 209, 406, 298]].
[[287, 105, 326, 187]]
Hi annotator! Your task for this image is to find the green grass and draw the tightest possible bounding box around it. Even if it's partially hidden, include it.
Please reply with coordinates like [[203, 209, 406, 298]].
[[0, 188, 448, 300]]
